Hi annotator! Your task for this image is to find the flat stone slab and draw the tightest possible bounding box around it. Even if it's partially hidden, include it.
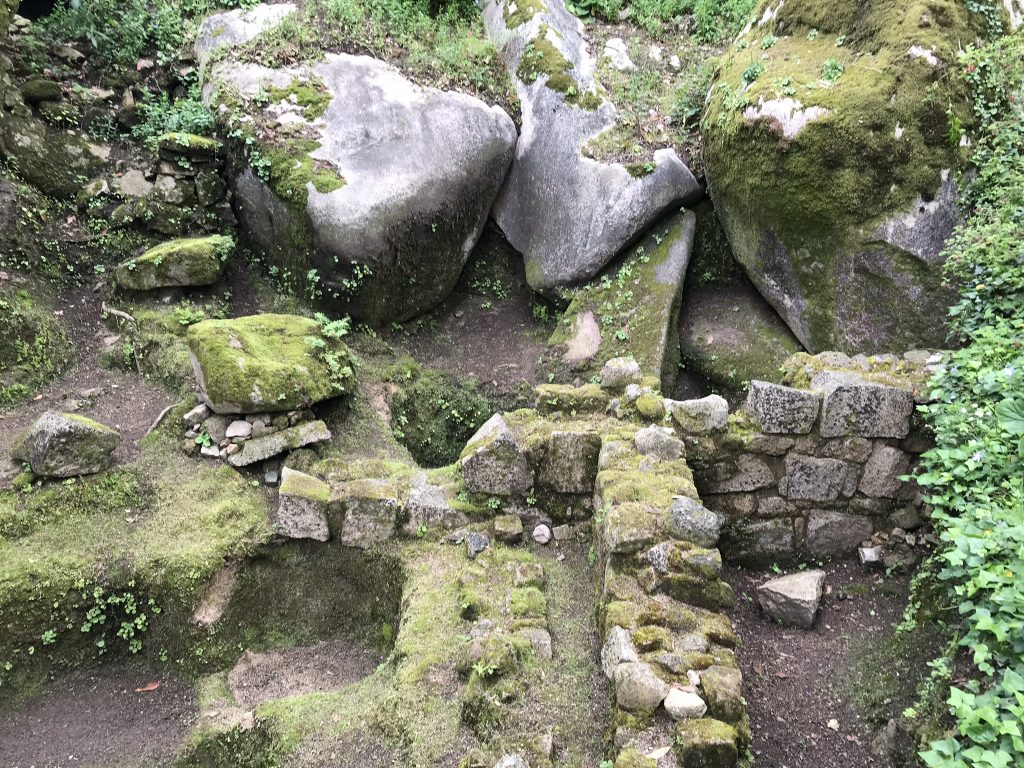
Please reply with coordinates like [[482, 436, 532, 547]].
[[227, 420, 331, 466], [756, 570, 826, 629]]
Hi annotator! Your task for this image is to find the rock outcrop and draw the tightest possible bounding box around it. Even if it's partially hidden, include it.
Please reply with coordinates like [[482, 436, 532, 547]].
[[480, 0, 701, 294], [702, 0, 984, 353], [203, 33, 516, 324]]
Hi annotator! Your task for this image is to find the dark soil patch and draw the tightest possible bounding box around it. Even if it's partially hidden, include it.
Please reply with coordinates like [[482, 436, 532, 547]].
[[0, 286, 177, 484], [385, 224, 550, 401], [228, 639, 383, 709], [725, 560, 909, 768], [0, 662, 197, 768]]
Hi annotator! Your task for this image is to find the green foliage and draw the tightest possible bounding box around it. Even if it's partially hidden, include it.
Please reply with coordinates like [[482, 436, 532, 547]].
[[132, 88, 216, 150], [386, 363, 499, 468], [0, 287, 73, 411], [912, 33, 1024, 768], [565, 0, 753, 41]]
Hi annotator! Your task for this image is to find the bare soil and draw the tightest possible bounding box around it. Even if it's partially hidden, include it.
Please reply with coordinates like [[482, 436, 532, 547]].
[[724, 560, 908, 768], [0, 662, 197, 768]]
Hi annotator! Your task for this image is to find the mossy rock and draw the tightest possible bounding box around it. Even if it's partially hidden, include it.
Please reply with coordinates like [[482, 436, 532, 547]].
[[0, 116, 103, 200], [703, 0, 984, 353], [156, 132, 223, 159], [0, 284, 73, 410], [114, 236, 233, 291], [187, 313, 354, 414], [674, 717, 740, 768], [20, 78, 62, 104], [11, 411, 120, 478]]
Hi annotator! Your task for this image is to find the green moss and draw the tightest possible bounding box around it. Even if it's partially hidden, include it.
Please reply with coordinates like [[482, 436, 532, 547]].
[[505, 0, 545, 27], [20, 78, 62, 103], [268, 78, 333, 121], [616, 747, 657, 768], [534, 383, 610, 415], [0, 285, 73, 411], [186, 313, 353, 412], [510, 586, 547, 619], [632, 624, 670, 651], [156, 132, 223, 157], [516, 25, 600, 108], [635, 392, 665, 421], [115, 235, 233, 291], [279, 469, 330, 502], [675, 718, 740, 768], [0, 417, 272, 692], [703, 0, 982, 350], [386, 362, 503, 468]]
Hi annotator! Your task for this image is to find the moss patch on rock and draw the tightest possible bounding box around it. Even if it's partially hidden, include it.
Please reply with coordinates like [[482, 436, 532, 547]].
[[115, 235, 233, 291], [187, 313, 354, 413]]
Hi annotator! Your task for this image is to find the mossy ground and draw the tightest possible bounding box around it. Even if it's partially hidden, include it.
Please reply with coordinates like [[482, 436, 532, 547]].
[[0, 403, 272, 698], [0, 282, 74, 410]]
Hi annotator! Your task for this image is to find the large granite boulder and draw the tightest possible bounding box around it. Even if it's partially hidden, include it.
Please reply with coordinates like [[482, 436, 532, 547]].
[[11, 411, 120, 478], [203, 49, 516, 324], [194, 2, 296, 65], [187, 314, 353, 414], [702, 0, 985, 353], [480, 0, 701, 295]]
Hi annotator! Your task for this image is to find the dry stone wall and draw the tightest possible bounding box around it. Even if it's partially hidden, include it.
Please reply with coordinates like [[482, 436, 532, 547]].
[[683, 351, 937, 564]]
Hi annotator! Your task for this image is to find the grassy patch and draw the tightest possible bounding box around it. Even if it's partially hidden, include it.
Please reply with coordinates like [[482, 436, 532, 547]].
[[0, 283, 73, 410]]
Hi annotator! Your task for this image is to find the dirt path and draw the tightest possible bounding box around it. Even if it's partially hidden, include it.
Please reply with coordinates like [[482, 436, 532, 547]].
[[386, 224, 549, 400], [0, 662, 197, 768], [0, 286, 177, 482], [724, 560, 906, 768]]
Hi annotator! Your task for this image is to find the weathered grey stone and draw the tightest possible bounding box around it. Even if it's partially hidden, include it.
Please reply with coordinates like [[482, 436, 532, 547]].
[[466, 531, 490, 559], [601, 626, 640, 678], [601, 356, 642, 391], [460, 414, 534, 495], [703, 493, 756, 517], [699, 454, 776, 494], [493, 514, 524, 544], [614, 662, 670, 713], [227, 420, 331, 466], [664, 688, 707, 720], [859, 445, 910, 498], [194, 2, 296, 62], [11, 411, 119, 478], [668, 395, 730, 433], [183, 403, 211, 426], [532, 523, 552, 544], [494, 755, 529, 768], [225, 419, 252, 440], [516, 627, 553, 659], [722, 518, 794, 560], [812, 372, 915, 438], [745, 433, 794, 456], [338, 487, 399, 548], [598, 439, 632, 470], [480, 0, 701, 294], [745, 381, 820, 434], [202, 414, 230, 443], [806, 511, 873, 557], [403, 481, 466, 535], [666, 497, 724, 547], [274, 467, 330, 541], [536, 430, 601, 493], [756, 496, 798, 518], [756, 570, 825, 629], [817, 436, 873, 463], [782, 453, 847, 501], [208, 53, 516, 324], [562, 310, 602, 364], [634, 425, 685, 461]]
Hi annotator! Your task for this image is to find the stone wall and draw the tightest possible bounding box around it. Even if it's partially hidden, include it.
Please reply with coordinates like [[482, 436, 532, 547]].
[[682, 351, 936, 564]]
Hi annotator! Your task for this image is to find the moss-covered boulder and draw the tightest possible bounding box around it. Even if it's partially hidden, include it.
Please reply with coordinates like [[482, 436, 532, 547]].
[[187, 314, 353, 414], [0, 116, 104, 200], [114, 236, 232, 291], [205, 50, 516, 324], [674, 717, 739, 768], [11, 411, 120, 478], [702, 0, 987, 353]]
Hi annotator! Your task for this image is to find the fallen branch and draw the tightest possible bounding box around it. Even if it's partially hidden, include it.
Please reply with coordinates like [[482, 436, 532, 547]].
[[144, 402, 179, 438]]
